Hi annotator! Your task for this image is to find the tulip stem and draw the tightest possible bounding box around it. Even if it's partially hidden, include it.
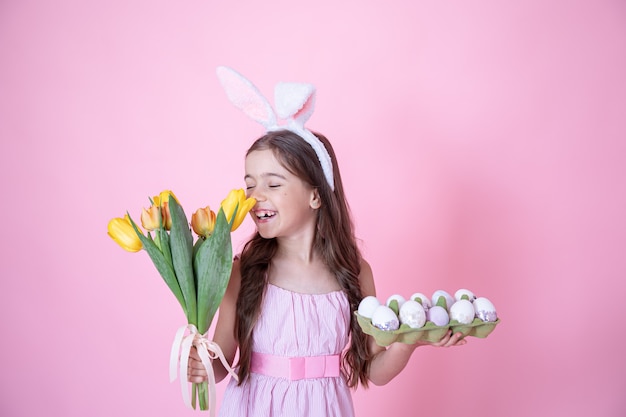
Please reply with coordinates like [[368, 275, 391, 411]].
[[198, 382, 208, 410]]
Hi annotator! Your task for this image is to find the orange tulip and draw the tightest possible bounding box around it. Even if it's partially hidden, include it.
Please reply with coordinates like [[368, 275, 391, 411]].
[[152, 190, 178, 230], [141, 205, 161, 231], [191, 206, 217, 238]]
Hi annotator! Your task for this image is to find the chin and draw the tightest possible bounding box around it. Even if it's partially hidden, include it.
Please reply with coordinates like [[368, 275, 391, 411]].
[[257, 229, 276, 240]]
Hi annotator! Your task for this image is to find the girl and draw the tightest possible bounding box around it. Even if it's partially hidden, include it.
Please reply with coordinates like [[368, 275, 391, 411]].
[[188, 128, 466, 416]]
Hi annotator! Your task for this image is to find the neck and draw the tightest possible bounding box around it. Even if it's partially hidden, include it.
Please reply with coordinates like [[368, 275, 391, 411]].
[[275, 234, 317, 264]]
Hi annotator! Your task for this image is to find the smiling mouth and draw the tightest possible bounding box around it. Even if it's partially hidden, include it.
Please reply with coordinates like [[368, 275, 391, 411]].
[[255, 210, 276, 220]]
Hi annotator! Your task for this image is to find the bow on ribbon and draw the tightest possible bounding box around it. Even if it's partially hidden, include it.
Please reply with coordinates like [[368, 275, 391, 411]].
[[170, 324, 238, 416]]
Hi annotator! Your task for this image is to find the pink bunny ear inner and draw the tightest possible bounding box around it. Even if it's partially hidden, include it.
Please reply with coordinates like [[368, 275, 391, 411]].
[[274, 82, 316, 124], [216, 66, 276, 127], [292, 93, 315, 124]]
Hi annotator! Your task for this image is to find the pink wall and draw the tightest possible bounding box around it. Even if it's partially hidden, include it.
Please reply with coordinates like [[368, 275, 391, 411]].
[[1, 1, 625, 416]]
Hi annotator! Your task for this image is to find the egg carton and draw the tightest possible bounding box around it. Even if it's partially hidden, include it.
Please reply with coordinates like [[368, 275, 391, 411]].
[[355, 312, 500, 347]]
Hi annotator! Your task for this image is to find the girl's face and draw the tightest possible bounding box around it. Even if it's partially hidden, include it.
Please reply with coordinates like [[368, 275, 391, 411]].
[[244, 149, 320, 240]]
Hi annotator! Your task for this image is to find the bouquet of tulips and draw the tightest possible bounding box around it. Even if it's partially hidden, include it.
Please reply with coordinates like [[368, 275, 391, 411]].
[[107, 189, 255, 414]]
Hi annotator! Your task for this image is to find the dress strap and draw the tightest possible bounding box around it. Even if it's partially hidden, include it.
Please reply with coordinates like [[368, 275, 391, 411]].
[[250, 352, 341, 380]]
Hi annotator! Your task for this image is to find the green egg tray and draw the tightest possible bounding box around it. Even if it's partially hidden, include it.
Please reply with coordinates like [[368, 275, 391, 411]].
[[450, 317, 500, 338], [355, 312, 500, 347]]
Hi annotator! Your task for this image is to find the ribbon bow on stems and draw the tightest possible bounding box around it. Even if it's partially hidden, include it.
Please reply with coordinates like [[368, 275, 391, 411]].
[[170, 324, 238, 414]]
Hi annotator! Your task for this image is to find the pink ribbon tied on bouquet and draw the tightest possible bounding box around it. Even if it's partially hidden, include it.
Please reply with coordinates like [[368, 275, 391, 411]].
[[170, 324, 238, 416]]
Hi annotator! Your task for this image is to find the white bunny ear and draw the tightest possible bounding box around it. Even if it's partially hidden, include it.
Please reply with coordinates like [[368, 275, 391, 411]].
[[216, 66, 335, 191], [216, 66, 277, 128], [274, 82, 316, 124]]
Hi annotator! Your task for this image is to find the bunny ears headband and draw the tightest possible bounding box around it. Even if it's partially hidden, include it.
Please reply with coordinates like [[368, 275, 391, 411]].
[[216, 66, 335, 191]]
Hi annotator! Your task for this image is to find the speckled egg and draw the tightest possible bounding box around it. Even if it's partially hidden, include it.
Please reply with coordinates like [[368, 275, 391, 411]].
[[410, 292, 432, 310], [371, 305, 400, 331], [399, 300, 426, 329], [474, 297, 498, 322], [449, 299, 475, 324], [358, 296, 381, 319]]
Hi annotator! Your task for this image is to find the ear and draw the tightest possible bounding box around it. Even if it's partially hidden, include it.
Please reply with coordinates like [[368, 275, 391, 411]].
[[310, 189, 321, 209]]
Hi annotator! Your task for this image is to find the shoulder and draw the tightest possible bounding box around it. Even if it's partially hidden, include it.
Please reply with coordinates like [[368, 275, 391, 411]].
[[358, 258, 376, 297]]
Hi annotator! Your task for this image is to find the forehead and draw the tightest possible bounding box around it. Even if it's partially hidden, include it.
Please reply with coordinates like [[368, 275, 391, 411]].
[[245, 149, 290, 178]]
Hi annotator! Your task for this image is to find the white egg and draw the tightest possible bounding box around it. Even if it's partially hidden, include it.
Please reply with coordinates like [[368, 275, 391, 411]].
[[454, 288, 476, 302], [371, 305, 400, 331], [431, 290, 454, 310], [358, 296, 381, 318], [410, 292, 432, 310], [386, 294, 406, 308], [474, 297, 497, 322], [449, 299, 475, 324], [399, 300, 426, 328]]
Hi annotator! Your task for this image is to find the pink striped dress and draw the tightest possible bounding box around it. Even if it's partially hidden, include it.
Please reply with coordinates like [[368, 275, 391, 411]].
[[218, 283, 355, 417]]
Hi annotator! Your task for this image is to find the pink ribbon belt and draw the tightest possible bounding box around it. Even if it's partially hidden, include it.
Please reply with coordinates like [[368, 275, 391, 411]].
[[250, 352, 341, 380]]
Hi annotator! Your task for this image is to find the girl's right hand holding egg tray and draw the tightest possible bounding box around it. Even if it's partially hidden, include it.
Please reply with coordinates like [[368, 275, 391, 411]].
[[355, 289, 500, 347]]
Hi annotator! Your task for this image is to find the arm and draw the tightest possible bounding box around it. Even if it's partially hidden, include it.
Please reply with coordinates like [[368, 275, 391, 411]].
[[359, 260, 466, 386], [188, 259, 241, 384]]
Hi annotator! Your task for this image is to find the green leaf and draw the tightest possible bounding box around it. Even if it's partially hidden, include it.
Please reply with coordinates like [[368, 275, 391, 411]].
[[168, 198, 197, 325], [194, 208, 233, 334], [127, 214, 187, 315], [158, 226, 173, 267], [192, 237, 206, 288]]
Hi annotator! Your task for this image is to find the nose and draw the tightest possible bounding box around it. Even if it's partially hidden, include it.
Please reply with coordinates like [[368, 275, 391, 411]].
[[248, 188, 265, 203]]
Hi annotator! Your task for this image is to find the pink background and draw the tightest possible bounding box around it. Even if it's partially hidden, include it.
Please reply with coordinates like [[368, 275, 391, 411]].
[[1, 1, 625, 416]]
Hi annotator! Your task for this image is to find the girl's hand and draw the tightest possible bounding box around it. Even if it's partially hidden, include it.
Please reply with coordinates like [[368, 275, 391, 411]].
[[366, 330, 466, 386], [428, 330, 467, 348], [187, 347, 208, 383]]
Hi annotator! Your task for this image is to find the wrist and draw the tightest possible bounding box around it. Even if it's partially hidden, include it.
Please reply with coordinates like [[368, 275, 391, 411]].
[[390, 341, 420, 353]]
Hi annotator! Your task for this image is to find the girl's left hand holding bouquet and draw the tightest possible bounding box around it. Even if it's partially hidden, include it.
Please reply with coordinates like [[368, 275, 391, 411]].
[[107, 189, 255, 415]]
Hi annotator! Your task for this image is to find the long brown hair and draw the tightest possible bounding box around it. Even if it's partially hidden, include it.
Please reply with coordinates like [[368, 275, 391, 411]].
[[235, 129, 371, 387]]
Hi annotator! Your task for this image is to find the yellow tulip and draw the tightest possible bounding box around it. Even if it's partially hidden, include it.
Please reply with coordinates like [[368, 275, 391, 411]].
[[152, 190, 179, 206], [108, 215, 143, 252], [152, 190, 178, 230], [221, 189, 256, 232], [191, 206, 217, 238], [141, 205, 161, 231]]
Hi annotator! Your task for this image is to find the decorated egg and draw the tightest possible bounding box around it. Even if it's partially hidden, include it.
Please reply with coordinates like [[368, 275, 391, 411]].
[[399, 300, 426, 329], [454, 288, 476, 302], [449, 299, 475, 324], [431, 290, 455, 311], [358, 296, 381, 319], [474, 297, 497, 322], [386, 294, 406, 308], [371, 305, 400, 331], [410, 292, 432, 310], [427, 305, 449, 326], [385, 294, 406, 315]]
